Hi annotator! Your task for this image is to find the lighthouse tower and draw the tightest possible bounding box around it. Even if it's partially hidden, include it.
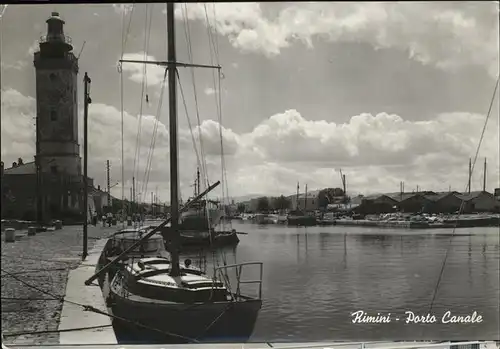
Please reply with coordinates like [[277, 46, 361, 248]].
[[34, 12, 81, 177], [33, 12, 83, 221]]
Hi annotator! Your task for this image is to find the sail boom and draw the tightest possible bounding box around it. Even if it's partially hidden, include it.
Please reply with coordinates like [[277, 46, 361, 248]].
[[119, 59, 221, 70]]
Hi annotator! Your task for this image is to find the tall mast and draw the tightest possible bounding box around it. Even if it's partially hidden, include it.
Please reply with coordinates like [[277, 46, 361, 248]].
[[196, 167, 201, 197], [88, 2, 223, 287], [468, 158, 472, 194], [483, 158, 487, 192], [133, 176, 136, 217], [118, 2, 221, 275], [167, 2, 180, 277]]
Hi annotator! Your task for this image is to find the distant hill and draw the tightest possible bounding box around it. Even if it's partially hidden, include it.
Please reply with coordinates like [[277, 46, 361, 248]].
[[230, 194, 266, 203], [230, 188, 363, 203], [232, 189, 322, 203]]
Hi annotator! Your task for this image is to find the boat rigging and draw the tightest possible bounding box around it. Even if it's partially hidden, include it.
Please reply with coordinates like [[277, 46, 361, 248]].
[[86, 3, 263, 343]]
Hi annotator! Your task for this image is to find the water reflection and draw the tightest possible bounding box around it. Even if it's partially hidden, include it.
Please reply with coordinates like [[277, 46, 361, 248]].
[[232, 223, 499, 341], [157, 223, 499, 342]]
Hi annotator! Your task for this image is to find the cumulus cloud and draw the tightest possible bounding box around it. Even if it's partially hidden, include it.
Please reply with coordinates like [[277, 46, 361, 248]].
[[179, 2, 499, 77], [233, 109, 499, 195], [2, 89, 498, 201], [0, 89, 237, 202], [1, 61, 25, 70], [120, 52, 167, 87], [204, 87, 216, 95], [27, 40, 39, 56], [0, 89, 36, 162]]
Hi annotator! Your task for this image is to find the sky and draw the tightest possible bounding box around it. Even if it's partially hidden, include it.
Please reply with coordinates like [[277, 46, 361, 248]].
[[1, 2, 499, 204]]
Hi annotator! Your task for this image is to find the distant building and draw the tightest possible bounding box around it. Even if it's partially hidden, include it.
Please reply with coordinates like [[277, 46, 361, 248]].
[[289, 192, 320, 211], [246, 198, 259, 212], [456, 191, 499, 213], [351, 194, 398, 214], [91, 185, 111, 216], [424, 192, 462, 213], [393, 192, 435, 213], [1, 12, 97, 223]]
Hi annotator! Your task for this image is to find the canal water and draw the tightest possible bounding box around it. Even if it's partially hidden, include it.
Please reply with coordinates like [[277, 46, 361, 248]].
[[179, 222, 499, 342]]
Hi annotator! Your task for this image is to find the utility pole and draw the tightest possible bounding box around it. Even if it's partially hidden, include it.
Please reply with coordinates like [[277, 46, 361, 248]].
[[82, 72, 91, 261], [483, 158, 487, 192], [304, 184, 308, 211], [106, 160, 110, 211], [296, 182, 300, 210], [154, 195, 157, 217], [155, 185, 159, 214]]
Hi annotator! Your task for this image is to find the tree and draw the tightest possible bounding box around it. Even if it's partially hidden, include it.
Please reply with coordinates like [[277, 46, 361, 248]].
[[237, 203, 246, 213], [256, 196, 270, 212], [273, 195, 291, 210], [317, 187, 345, 209], [318, 189, 332, 209]]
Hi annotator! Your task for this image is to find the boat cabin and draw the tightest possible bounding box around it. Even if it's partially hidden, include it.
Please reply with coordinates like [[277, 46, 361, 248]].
[[104, 228, 166, 259]]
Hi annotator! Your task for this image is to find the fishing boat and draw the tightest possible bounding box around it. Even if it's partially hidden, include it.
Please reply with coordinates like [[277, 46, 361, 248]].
[[287, 182, 317, 226], [180, 199, 222, 231], [178, 227, 240, 249], [287, 209, 317, 226], [177, 168, 239, 248], [253, 213, 279, 224], [87, 3, 263, 343], [180, 168, 223, 232]]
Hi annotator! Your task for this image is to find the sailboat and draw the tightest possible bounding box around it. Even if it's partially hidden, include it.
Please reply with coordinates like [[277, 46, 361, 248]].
[[287, 182, 317, 226], [180, 168, 222, 230], [178, 168, 239, 248], [87, 3, 262, 343]]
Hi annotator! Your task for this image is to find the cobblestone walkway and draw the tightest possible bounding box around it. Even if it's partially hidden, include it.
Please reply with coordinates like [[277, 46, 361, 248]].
[[1, 224, 116, 345]]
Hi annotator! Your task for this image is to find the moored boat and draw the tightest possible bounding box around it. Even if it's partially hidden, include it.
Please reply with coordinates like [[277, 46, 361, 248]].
[[177, 228, 239, 249], [177, 168, 239, 248], [96, 226, 167, 288], [107, 257, 263, 343], [287, 210, 317, 226]]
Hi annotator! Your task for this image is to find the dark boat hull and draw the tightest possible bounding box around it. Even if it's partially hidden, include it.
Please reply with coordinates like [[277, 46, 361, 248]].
[[178, 231, 240, 249], [287, 216, 317, 226], [107, 285, 261, 344], [96, 254, 124, 289]]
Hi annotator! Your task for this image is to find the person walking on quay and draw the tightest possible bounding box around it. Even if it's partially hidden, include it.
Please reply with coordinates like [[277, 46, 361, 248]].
[[106, 212, 113, 227]]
